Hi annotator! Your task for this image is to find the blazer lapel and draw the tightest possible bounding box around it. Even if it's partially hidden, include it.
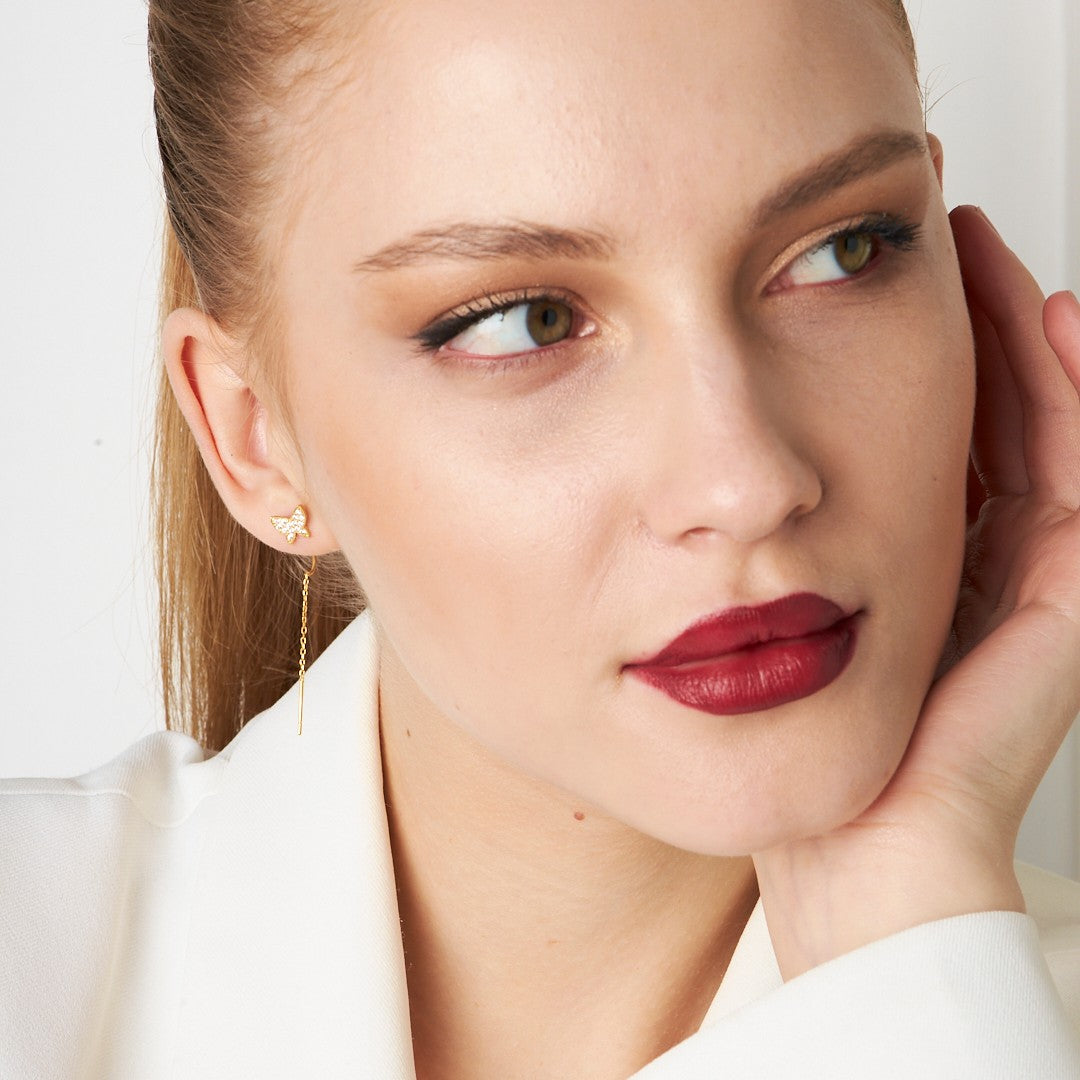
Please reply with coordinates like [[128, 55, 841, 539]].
[[173, 611, 416, 1078]]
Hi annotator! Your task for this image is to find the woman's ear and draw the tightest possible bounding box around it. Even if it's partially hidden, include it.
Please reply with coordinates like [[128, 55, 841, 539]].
[[162, 307, 338, 554], [927, 132, 945, 190]]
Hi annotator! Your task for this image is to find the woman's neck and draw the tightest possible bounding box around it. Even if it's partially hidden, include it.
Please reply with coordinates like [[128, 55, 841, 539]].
[[378, 644, 759, 1080]]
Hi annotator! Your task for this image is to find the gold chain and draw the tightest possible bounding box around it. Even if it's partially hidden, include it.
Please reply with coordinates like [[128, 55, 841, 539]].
[[297, 555, 317, 735]]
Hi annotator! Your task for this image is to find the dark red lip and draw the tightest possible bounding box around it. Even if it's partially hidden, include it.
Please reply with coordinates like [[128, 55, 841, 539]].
[[625, 593, 858, 716]]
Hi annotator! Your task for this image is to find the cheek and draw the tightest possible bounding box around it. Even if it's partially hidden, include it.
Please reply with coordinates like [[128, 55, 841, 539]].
[[877, 302, 974, 561], [830, 271, 975, 674], [297, 367, 626, 725], [801, 220, 975, 573]]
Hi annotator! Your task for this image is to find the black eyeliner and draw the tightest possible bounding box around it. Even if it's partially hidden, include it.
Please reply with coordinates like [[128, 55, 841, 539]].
[[413, 294, 532, 353]]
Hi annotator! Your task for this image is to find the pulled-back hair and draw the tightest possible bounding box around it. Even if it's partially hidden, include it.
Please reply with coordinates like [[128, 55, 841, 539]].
[[149, 0, 364, 750], [148, 0, 919, 751]]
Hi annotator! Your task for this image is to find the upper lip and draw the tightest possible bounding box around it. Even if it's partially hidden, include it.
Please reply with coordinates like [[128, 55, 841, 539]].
[[627, 592, 852, 668]]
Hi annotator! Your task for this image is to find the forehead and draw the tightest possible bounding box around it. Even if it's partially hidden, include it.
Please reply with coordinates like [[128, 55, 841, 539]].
[[291, 0, 922, 257]]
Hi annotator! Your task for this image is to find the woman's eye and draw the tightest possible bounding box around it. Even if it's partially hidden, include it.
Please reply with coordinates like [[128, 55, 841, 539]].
[[783, 230, 879, 287], [445, 298, 576, 357]]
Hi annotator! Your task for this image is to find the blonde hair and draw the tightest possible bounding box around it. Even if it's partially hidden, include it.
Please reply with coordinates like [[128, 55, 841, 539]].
[[148, 0, 918, 751], [149, 0, 363, 750]]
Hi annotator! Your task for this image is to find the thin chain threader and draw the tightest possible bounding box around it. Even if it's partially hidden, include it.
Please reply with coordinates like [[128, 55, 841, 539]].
[[297, 555, 317, 735]]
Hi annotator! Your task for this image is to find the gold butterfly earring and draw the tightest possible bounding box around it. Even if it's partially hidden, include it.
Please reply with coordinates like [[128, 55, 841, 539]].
[[271, 505, 317, 735], [270, 505, 311, 545]]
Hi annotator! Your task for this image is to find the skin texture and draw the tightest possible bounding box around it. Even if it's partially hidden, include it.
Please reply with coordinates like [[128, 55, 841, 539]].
[[163, 0, 1080, 1075]]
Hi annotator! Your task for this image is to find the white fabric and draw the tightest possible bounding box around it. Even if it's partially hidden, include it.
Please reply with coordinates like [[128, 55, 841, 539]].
[[2, 610, 1078, 1079]]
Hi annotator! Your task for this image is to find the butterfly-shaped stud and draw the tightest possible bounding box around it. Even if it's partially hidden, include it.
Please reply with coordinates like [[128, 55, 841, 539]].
[[270, 505, 311, 544]]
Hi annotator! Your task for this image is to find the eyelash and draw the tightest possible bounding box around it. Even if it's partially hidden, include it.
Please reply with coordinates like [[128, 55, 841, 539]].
[[411, 287, 578, 357], [783, 213, 923, 286], [835, 213, 921, 252], [411, 213, 922, 365]]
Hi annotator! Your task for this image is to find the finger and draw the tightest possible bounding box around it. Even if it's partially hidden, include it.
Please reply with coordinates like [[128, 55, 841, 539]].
[[950, 206, 1080, 499], [917, 605, 1080, 832], [1044, 290, 1080, 405], [968, 298, 1028, 497], [1042, 290, 1080, 510]]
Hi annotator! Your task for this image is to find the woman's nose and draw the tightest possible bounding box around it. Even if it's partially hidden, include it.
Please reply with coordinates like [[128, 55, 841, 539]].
[[635, 348, 823, 547]]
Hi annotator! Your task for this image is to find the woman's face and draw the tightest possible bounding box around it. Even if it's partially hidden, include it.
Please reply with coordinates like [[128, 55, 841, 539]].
[[274, 0, 974, 854]]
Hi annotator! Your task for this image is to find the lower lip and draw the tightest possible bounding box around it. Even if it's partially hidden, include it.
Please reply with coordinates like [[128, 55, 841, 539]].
[[627, 616, 858, 716]]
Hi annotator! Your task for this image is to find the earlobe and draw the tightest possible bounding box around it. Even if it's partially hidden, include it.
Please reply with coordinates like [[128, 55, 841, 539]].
[[162, 308, 338, 553]]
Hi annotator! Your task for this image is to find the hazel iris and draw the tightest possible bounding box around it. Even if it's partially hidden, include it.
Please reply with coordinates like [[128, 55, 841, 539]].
[[526, 300, 573, 346], [834, 233, 875, 275]]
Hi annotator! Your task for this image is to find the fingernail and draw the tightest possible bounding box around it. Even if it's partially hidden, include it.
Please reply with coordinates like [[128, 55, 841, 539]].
[[975, 206, 1002, 237]]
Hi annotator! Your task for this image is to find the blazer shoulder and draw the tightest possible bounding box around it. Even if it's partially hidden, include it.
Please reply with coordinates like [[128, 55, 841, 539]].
[[0, 727, 228, 830], [0, 730, 239, 1079]]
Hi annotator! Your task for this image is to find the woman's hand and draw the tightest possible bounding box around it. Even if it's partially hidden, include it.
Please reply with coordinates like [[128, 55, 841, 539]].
[[752, 205, 1080, 980]]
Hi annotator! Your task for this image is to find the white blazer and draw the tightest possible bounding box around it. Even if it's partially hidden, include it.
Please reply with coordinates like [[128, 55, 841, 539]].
[[2, 611, 1079, 1079]]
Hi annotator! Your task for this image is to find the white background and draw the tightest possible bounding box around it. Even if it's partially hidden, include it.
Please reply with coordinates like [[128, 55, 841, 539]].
[[1, 1, 1077, 876]]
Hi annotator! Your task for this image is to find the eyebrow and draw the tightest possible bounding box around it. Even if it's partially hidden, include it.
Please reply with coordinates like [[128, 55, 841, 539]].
[[352, 128, 928, 274], [751, 129, 928, 227], [353, 222, 615, 273]]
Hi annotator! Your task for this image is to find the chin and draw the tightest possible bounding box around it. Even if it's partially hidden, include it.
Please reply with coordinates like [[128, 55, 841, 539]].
[[640, 734, 910, 858]]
